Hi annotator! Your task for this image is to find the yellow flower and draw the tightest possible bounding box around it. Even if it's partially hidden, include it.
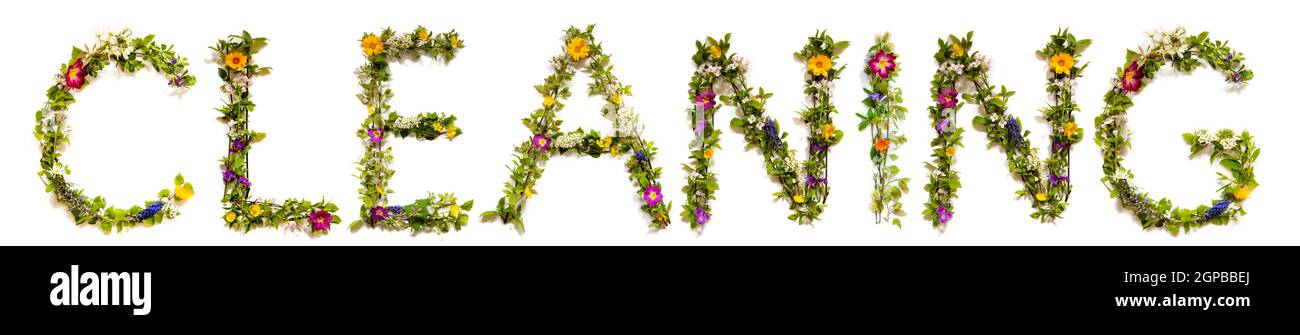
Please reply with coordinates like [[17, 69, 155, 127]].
[[945, 147, 957, 157], [610, 145, 620, 156], [1233, 186, 1252, 200], [565, 37, 590, 61], [173, 183, 193, 201], [1063, 122, 1078, 137], [224, 52, 248, 71], [432, 123, 445, 132], [449, 204, 460, 217], [450, 35, 463, 49], [224, 211, 237, 223], [656, 211, 667, 222], [1035, 192, 1047, 202], [445, 125, 459, 139], [250, 204, 263, 217], [820, 124, 836, 140], [793, 194, 806, 204], [416, 27, 430, 41], [703, 148, 715, 159], [523, 187, 534, 199], [610, 93, 622, 105], [708, 45, 722, 60], [361, 34, 384, 57], [807, 54, 832, 77], [1049, 53, 1075, 75], [543, 95, 557, 107], [367, 104, 375, 115], [950, 43, 965, 58], [376, 185, 384, 195], [597, 136, 612, 149]]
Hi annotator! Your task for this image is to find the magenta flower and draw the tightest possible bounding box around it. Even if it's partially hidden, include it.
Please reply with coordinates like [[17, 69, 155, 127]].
[[531, 133, 550, 151], [309, 210, 332, 232], [694, 207, 711, 225], [867, 51, 898, 79], [643, 185, 663, 207], [936, 204, 952, 224], [937, 87, 959, 109], [368, 206, 390, 222], [1121, 61, 1143, 93], [367, 128, 383, 144], [64, 58, 86, 89], [694, 90, 717, 110]]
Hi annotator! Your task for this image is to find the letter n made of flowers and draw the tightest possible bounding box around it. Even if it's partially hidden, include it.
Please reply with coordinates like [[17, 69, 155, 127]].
[[212, 31, 340, 234], [924, 30, 1088, 229], [35, 29, 196, 233], [481, 25, 670, 232], [354, 26, 473, 234], [1097, 28, 1258, 235], [717, 31, 848, 225]]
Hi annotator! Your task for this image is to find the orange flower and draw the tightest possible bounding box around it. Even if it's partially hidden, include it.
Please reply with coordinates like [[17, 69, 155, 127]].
[[807, 54, 832, 77], [873, 138, 890, 153], [224, 52, 248, 71], [565, 37, 590, 61], [361, 34, 384, 57]]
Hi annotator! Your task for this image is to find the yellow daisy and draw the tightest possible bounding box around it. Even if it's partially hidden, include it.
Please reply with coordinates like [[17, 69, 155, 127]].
[[1234, 186, 1252, 200], [950, 43, 965, 58], [543, 95, 557, 107], [1063, 122, 1078, 137], [820, 124, 836, 140], [1049, 53, 1075, 75], [610, 93, 622, 105], [703, 148, 715, 159], [249, 204, 263, 217], [450, 35, 463, 49], [708, 45, 722, 60], [449, 204, 460, 217], [793, 194, 806, 204], [445, 125, 459, 139], [807, 54, 832, 77], [945, 147, 957, 157], [565, 37, 590, 61], [361, 34, 384, 57], [416, 27, 430, 41], [224, 211, 237, 223], [224, 52, 248, 71], [1035, 192, 1047, 201]]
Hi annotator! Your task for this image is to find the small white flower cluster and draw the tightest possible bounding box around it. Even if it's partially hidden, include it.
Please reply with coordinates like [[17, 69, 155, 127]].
[[1147, 27, 1191, 57], [386, 33, 416, 52], [392, 115, 421, 130], [777, 150, 803, 175], [614, 106, 640, 136], [939, 60, 965, 76], [1195, 129, 1241, 150], [1050, 78, 1076, 94], [810, 79, 833, 98], [967, 54, 988, 71], [94, 29, 136, 58], [553, 132, 583, 149], [696, 62, 722, 79], [1218, 135, 1240, 150], [986, 111, 1004, 126], [221, 72, 251, 95], [726, 57, 747, 74]]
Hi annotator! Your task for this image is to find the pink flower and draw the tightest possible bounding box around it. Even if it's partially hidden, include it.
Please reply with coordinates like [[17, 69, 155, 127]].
[[309, 210, 332, 232], [867, 51, 897, 79], [368, 128, 383, 144], [642, 185, 663, 207], [937, 87, 959, 109], [694, 90, 717, 110], [64, 58, 86, 89], [1121, 61, 1143, 93]]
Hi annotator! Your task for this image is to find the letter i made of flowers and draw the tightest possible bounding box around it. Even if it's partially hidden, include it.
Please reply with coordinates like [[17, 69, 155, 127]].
[[353, 26, 474, 234], [680, 34, 731, 231], [857, 33, 909, 227], [1097, 27, 1258, 235], [212, 31, 341, 234], [35, 29, 196, 233], [481, 25, 671, 232], [724, 31, 848, 225], [923, 30, 1086, 229]]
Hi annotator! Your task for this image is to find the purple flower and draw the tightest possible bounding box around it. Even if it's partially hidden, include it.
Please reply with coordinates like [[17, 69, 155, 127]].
[[230, 140, 246, 153], [222, 169, 236, 183], [635, 150, 649, 163], [531, 133, 550, 151], [763, 118, 782, 149], [643, 185, 663, 207], [386, 205, 404, 214], [935, 117, 950, 133], [238, 176, 250, 187], [937, 87, 959, 109], [694, 207, 711, 225], [694, 90, 717, 110], [309, 209, 332, 232], [936, 204, 953, 224], [810, 142, 825, 153], [806, 175, 827, 187], [368, 128, 383, 144], [1052, 139, 1069, 151], [1048, 173, 1070, 186], [369, 206, 390, 222], [867, 92, 885, 102]]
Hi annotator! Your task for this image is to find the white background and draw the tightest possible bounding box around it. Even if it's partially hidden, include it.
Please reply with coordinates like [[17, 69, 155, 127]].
[[0, 0, 1294, 245]]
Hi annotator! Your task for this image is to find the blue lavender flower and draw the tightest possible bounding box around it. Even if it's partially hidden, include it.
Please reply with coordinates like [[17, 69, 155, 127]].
[[763, 118, 782, 149], [386, 205, 404, 215], [1203, 200, 1230, 219], [868, 92, 885, 101], [635, 150, 649, 163], [1005, 118, 1024, 148], [136, 202, 164, 221]]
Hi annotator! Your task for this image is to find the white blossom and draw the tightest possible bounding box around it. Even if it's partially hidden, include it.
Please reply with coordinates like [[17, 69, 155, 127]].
[[553, 132, 582, 149]]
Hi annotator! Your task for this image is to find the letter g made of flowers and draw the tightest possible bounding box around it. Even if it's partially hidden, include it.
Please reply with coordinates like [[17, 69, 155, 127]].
[[480, 25, 671, 233]]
